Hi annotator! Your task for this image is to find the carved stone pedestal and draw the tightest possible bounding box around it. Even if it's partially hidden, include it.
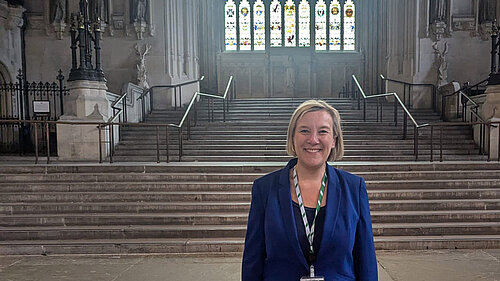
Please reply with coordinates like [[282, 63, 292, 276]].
[[483, 85, 500, 160], [489, 117, 500, 160], [438, 82, 460, 121], [57, 80, 110, 161]]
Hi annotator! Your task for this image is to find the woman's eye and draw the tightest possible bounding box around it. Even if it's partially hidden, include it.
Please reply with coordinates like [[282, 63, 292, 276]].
[[319, 130, 329, 134], [300, 129, 309, 134]]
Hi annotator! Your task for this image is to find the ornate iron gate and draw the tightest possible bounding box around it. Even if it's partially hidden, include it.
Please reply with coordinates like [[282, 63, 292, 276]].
[[0, 69, 68, 154]]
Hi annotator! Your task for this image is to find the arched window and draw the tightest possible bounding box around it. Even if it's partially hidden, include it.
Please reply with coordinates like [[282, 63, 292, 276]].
[[298, 0, 310, 47], [270, 0, 282, 47], [343, 0, 356, 50], [239, 0, 251, 50], [284, 0, 296, 47], [254, 0, 266, 50], [224, 0, 237, 51], [315, 0, 327, 50], [224, 0, 357, 52], [329, 0, 341, 50]]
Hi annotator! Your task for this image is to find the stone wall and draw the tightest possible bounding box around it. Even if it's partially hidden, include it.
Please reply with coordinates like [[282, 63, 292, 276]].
[[0, 1, 24, 83], [385, 0, 495, 109], [21, 0, 200, 108], [200, 0, 383, 98]]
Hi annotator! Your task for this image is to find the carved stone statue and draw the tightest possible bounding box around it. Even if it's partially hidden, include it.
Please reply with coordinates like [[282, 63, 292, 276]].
[[134, 0, 147, 22], [135, 43, 151, 89], [52, 0, 66, 24], [432, 41, 449, 87]]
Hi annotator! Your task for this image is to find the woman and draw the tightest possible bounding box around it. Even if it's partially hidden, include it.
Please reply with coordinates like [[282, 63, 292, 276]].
[[242, 100, 377, 281]]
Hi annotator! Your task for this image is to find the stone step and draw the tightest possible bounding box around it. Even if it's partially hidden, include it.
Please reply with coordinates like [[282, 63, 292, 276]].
[[0, 222, 498, 241], [1, 162, 497, 174], [128, 155, 488, 162], [2, 199, 499, 215], [122, 124, 471, 131], [118, 134, 471, 141], [368, 199, 500, 211], [1, 188, 498, 203], [116, 139, 478, 146], [112, 149, 481, 157], [2, 210, 499, 227], [2, 235, 500, 255], [0, 179, 499, 192], [4, 170, 494, 183], [114, 143, 479, 151], [119, 129, 472, 137]]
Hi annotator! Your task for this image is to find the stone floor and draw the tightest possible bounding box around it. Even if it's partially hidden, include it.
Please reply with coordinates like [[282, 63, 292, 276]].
[[0, 250, 499, 281]]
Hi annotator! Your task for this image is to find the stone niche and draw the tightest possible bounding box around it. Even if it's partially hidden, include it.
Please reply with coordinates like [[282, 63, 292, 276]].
[[217, 50, 364, 99]]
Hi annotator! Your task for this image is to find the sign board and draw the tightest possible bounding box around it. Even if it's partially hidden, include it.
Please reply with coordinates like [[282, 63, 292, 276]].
[[33, 100, 50, 115]]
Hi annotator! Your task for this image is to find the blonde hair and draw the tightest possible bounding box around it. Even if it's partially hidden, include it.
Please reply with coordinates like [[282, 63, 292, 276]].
[[286, 99, 344, 161]]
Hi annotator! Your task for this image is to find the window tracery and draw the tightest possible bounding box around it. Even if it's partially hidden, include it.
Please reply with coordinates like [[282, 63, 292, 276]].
[[224, 0, 357, 51]]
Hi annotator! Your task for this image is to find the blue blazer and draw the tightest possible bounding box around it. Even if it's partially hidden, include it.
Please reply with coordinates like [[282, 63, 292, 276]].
[[242, 159, 377, 281]]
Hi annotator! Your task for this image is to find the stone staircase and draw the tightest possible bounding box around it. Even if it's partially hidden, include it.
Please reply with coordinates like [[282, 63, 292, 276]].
[[113, 98, 486, 162], [0, 98, 498, 255], [0, 163, 499, 255]]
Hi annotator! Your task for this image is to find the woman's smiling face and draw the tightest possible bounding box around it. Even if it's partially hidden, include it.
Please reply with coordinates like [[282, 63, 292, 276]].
[[293, 110, 335, 170]]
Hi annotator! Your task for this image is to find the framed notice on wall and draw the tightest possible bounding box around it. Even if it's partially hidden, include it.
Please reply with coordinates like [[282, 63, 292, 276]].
[[33, 100, 50, 115]]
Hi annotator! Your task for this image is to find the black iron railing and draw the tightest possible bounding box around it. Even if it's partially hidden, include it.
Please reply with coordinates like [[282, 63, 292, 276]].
[[0, 69, 68, 154], [0, 76, 234, 164], [442, 78, 489, 121], [379, 74, 438, 112], [136, 76, 206, 121], [352, 75, 419, 140], [351, 75, 495, 161]]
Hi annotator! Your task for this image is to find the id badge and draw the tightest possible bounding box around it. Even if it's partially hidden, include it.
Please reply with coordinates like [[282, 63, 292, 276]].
[[300, 276, 325, 281], [300, 265, 324, 281]]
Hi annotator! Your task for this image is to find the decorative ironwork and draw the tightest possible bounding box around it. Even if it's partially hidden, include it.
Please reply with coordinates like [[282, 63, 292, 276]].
[[489, 20, 500, 85], [68, 0, 106, 82], [0, 70, 68, 154]]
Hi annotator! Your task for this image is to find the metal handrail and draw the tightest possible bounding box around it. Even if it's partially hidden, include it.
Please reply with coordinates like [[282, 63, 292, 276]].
[[421, 121, 499, 162], [380, 74, 438, 111], [443, 78, 488, 100], [170, 76, 233, 128], [352, 74, 491, 161], [441, 78, 488, 123], [136, 76, 205, 101], [2, 118, 498, 164], [134, 76, 205, 122], [165, 75, 234, 161], [353, 75, 422, 128], [0, 76, 235, 164], [380, 74, 436, 88], [108, 90, 128, 123]]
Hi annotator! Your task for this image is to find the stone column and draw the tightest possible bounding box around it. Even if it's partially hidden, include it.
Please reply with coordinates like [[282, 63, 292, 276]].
[[57, 80, 110, 161]]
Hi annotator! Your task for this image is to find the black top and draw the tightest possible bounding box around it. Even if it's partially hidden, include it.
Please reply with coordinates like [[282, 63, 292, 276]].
[[292, 201, 326, 265]]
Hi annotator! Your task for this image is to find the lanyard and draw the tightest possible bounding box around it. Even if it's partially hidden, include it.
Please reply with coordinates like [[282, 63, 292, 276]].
[[293, 167, 327, 262]]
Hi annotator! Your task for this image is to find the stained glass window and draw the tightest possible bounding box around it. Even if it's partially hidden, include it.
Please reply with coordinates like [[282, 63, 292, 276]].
[[343, 0, 356, 51], [329, 0, 341, 51], [284, 0, 296, 47], [253, 0, 266, 50], [298, 0, 310, 47], [315, 0, 327, 50], [239, 0, 251, 51], [224, 0, 237, 51], [223, 0, 357, 52], [270, 0, 282, 47]]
